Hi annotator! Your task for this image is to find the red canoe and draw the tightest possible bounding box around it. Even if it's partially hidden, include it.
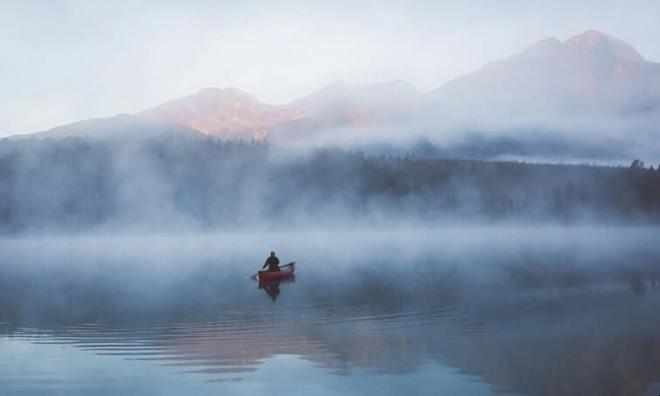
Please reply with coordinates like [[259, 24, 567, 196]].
[[258, 264, 295, 281]]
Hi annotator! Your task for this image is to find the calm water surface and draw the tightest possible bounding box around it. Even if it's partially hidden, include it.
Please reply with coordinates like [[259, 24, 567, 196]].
[[1, 227, 660, 395]]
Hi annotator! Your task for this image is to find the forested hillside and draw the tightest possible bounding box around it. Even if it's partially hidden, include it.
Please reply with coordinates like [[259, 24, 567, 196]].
[[0, 135, 658, 232]]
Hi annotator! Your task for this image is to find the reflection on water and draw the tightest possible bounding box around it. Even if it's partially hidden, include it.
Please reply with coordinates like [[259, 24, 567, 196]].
[[1, 227, 660, 395], [257, 277, 295, 302]]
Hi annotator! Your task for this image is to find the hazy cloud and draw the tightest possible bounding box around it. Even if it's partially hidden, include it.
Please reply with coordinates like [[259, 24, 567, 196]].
[[1, 0, 659, 136]]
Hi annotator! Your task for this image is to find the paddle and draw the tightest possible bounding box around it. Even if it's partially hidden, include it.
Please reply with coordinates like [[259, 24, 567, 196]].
[[249, 262, 295, 279]]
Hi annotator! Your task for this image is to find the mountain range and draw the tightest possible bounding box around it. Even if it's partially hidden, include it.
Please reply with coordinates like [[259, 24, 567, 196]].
[[22, 30, 660, 143]]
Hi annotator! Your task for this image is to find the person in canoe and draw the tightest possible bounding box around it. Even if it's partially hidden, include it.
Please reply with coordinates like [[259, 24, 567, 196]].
[[263, 251, 280, 272]]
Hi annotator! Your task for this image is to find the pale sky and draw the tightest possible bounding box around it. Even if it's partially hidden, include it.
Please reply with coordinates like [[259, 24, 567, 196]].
[[1, 0, 659, 136]]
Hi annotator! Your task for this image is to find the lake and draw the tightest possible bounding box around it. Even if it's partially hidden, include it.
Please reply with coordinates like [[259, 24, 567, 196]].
[[1, 226, 660, 395]]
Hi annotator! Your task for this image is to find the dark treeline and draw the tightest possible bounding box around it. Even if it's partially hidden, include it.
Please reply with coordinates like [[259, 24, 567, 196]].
[[0, 134, 659, 232]]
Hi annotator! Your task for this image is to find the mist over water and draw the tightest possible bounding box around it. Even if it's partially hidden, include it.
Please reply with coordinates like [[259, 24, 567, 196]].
[[1, 133, 659, 396], [3, 3, 660, 395], [1, 226, 660, 395]]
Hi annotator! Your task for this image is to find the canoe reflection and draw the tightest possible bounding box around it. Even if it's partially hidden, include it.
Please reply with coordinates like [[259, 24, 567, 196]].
[[258, 276, 295, 302]]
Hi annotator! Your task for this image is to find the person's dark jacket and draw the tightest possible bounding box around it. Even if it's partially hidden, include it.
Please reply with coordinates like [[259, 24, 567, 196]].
[[263, 256, 280, 272]]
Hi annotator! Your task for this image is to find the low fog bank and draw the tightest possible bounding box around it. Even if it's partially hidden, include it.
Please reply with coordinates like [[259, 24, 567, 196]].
[[1, 225, 659, 326], [1, 134, 659, 234], [276, 109, 660, 165]]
